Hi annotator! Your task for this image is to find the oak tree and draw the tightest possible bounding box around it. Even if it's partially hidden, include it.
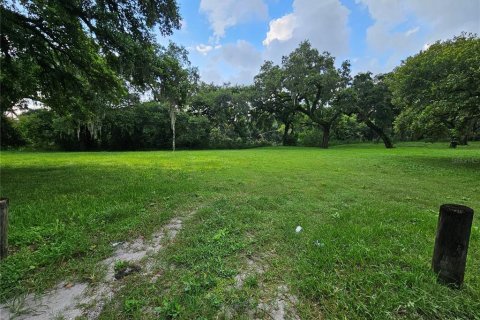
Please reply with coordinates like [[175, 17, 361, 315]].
[[1, 0, 181, 114]]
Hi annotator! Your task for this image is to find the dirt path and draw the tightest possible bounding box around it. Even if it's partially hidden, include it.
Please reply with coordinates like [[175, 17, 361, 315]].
[[0, 212, 193, 320], [228, 255, 300, 320]]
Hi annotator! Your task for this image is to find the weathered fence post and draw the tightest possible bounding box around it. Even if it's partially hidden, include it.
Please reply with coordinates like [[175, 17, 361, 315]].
[[432, 204, 474, 287], [0, 198, 8, 260]]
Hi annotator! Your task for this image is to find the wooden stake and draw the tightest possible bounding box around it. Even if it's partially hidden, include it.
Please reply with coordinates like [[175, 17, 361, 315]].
[[0, 198, 8, 260], [432, 204, 474, 287]]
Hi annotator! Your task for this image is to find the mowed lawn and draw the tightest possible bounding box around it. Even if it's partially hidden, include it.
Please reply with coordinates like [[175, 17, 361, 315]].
[[0, 143, 479, 319]]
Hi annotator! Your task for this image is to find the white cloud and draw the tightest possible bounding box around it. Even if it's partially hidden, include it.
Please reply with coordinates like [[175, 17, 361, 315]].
[[366, 23, 415, 54], [200, 40, 263, 85], [263, 0, 350, 63], [221, 40, 262, 68], [358, 0, 420, 56], [356, 0, 480, 71], [199, 0, 350, 84], [263, 14, 297, 46], [408, 0, 480, 40], [180, 19, 187, 31], [201, 67, 224, 84], [350, 56, 382, 75], [195, 43, 222, 56], [196, 0, 479, 84], [200, 0, 268, 41], [405, 26, 420, 37], [195, 44, 214, 55]]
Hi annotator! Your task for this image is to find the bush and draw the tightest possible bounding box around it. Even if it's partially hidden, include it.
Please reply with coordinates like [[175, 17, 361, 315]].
[[298, 127, 323, 147], [176, 115, 211, 149], [16, 110, 57, 150], [0, 116, 25, 149]]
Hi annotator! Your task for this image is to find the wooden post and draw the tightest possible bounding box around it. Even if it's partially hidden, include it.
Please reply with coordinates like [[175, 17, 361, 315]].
[[0, 198, 8, 260], [432, 204, 474, 287]]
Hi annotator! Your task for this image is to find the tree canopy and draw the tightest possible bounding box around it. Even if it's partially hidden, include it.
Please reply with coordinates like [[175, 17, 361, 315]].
[[282, 41, 351, 148], [2, 17, 479, 151], [345, 72, 397, 148], [254, 61, 296, 145], [0, 0, 181, 114], [390, 34, 480, 144], [151, 43, 199, 150]]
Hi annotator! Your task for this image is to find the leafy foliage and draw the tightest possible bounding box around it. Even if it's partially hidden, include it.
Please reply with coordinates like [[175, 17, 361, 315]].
[[390, 34, 480, 143], [0, 116, 25, 148], [190, 84, 273, 148], [283, 41, 351, 148], [3, 26, 479, 150], [343, 73, 398, 148], [0, 0, 181, 114], [151, 43, 199, 150], [254, 61, 296, 145]]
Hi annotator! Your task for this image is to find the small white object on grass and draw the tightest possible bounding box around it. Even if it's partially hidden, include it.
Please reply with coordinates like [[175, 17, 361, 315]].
[[295, 226, 303, 233], [314, 240, 325, 247]]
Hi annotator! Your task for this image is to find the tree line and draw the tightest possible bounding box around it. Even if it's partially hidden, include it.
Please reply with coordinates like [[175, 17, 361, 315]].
[[1, 1, 479, 150]]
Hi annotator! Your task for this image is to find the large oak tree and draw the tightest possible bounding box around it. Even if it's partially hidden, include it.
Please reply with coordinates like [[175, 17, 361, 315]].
[[0, 0, 181, 114], [389, 34, 480, 146], [254, 61, 297, 146], [282, 41, 350, 148], [344, 72, 397, 148]]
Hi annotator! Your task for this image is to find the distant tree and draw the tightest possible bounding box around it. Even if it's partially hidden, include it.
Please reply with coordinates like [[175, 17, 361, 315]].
[[175, 113, 211, 149], [151, 44, 199, 151], [282, 41, 351, 148], [190, 84, 258, 147], [389, 34, 480, 146], [344, 72, 397, 148], [99, 102, 173, 150], [331, 114, 368, 142], [15, 101, 215, 151], [254, 61, 296, 145], [16, 109, 56, 149], [0, 0, 181, 114]]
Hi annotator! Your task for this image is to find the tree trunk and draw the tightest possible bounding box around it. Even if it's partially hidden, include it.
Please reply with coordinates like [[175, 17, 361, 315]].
[[365, 120, 394, 148], [170, 105, 176, 152], [282, 122, 291, 146], [459, 134, 468, 146], [320, 125, 330, 149]]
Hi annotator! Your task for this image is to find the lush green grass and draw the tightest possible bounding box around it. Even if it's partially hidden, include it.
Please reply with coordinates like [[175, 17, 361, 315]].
[[1, 143, 479, 319]]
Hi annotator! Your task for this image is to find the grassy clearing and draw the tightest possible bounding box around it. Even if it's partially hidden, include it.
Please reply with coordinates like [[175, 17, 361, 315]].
[[1, 142, 479, 319]]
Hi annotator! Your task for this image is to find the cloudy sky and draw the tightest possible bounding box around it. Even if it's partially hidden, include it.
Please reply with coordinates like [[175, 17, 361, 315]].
[[158, 0, 479, 85]]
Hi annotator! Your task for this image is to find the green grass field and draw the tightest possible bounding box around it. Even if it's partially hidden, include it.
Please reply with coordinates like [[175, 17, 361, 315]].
[[1, 143, 479, 319]]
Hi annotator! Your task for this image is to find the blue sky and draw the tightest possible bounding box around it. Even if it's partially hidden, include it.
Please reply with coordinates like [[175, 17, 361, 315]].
[[157, 0, 479, 85]]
